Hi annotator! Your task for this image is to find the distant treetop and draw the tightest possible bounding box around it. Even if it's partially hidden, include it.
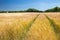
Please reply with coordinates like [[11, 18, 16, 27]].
[[45, 7, 60, 12], [25, 8, 43, 12]]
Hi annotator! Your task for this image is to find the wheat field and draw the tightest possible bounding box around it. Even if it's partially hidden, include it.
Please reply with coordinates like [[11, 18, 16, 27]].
[[0, 12, 60, 40]]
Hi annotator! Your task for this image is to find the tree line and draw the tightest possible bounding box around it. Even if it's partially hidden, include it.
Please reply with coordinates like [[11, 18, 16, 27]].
[[0, 7, 60, 13]]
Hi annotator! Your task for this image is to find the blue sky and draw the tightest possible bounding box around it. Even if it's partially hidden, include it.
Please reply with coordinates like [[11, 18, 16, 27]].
[[0, 0, 60, 11]]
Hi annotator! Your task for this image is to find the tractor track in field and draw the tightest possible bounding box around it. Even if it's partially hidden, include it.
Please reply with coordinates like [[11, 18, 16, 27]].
[[24, 14, 57, 40], [21, 14, 40, 40], [44, 14, 60, 40]]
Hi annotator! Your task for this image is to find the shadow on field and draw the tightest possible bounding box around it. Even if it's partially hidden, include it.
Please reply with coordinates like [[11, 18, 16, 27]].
[[45, 14, 60, 40]]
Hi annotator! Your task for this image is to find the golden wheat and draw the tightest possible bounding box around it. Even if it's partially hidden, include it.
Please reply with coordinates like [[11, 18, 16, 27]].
[[0, 13, 60, 40]]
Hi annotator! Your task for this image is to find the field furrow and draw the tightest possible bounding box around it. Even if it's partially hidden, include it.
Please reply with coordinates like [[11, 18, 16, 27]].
[[24, 14, 57, 40], [45, 13, 60, 40]]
